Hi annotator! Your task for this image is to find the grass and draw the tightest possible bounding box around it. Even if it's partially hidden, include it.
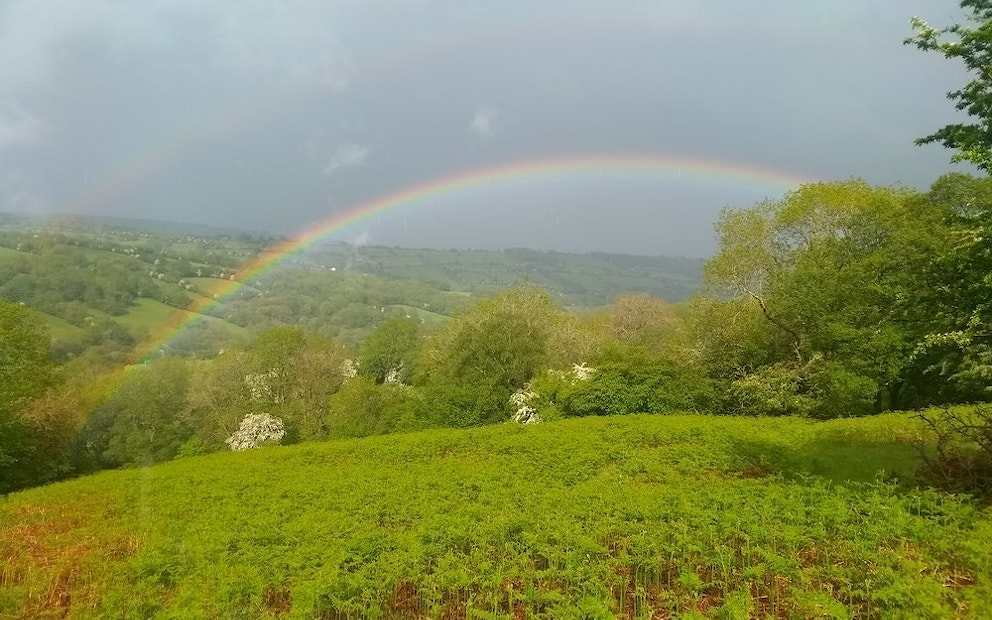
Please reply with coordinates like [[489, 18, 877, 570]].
[[189, 277, 262, 296], [387, 304, 452, 324], [26, 308, 84, 342], [116, 298, 246, 338], [2, 413, 991, 618]]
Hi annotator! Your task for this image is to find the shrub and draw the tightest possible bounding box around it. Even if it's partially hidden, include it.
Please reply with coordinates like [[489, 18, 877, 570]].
[[326, 377, 424, 439], [725, 363, 817, 417], [915, 405, 992, 496], [225, 413, 286, 451], [522, 346, 718, 419]]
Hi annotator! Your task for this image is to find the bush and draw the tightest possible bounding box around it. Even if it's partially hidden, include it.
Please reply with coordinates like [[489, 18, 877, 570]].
[[326, 377, 424, 439], [522, 346, 719, 419], [725, 359, 878, 419], [725, 363, 817, 417], [916, 406, 992, 496], [226, 413, 286, 451], [806, 360, 877, 419]]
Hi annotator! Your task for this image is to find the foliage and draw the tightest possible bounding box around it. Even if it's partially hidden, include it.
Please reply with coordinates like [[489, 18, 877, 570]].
[[326, 377, 423, 439], [703, 180, 947, 415], [725, 363, 817, 418], [607, 294, 680, 355], [909, 174, 992, 403], [725, 358, 877, 420], [358, 316, 421, 384], [906, 2, 992, 170], [11, 389, 82, 489], [526, 346, 718, 418], [245, 327, 347, 441], [181, 353, 254, 451], [0, 299, 53, 415], [225, 413, 286, 451], [77, 358, 192, 469], [2, 413, 989, 618], [0, 299, 53, 492], [915, 405, 992, 495], [415, 286, 565, 426]]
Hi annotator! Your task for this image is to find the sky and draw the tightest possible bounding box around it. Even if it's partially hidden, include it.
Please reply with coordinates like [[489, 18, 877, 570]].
[[0, 0, 976, 257]]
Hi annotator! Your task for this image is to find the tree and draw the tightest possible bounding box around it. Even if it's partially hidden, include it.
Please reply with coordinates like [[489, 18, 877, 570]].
[[906, 2, 992, 170], [607, 294, 680, 355], [908, 173, 992, 403], [358, 317, 421, 384], [246, 327, 347, 441], [97, 358, 192, 467], [702, 180, 944, 415], [181, 353, 254, 452], [225, 413, 285, 451], [326, 377, 422, 439], [415, 286, 565, 427], [0, 300, 53, 491], [904, 0, 992, 398], [0, 301, 52, 414]]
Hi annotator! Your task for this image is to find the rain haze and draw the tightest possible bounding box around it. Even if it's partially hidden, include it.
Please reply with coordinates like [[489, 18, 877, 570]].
[[0, 0, 973, 256]]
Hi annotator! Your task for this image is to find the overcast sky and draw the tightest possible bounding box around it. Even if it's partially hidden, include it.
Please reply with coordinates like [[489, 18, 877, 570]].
[[0, 0, 975, 256]]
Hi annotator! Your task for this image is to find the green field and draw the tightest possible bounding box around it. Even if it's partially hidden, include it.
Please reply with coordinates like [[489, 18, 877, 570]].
[[3, 412, 990, 618], [27, 308, 85, 342], [115, 298, 246, 337], [189, 277, 262, 296], [387, 304, 452, 323]]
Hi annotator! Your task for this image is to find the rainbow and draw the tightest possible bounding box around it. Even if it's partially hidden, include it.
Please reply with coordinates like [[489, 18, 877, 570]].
[[123, 153, 812, 364]]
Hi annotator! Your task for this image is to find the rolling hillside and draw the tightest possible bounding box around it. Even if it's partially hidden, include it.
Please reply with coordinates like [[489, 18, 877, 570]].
[[3, 413, 990, 618]]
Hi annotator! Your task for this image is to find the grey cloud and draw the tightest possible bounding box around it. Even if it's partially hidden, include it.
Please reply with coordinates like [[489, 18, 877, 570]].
[[0, 1, 977, 256], [0, 104, 49, 149], [323, 142, 370, 175], [470, 106, 500, 139]]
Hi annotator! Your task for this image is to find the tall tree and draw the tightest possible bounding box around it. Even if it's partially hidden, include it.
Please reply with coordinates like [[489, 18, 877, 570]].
[[358, 317, 421, 384], [909, 173, 992, 402], [703, 180, 943, 415], [415, 286, 565, 427], [0, 300, 54, 490], [906, 3, 992, 402], [906, 1, 992, 170]]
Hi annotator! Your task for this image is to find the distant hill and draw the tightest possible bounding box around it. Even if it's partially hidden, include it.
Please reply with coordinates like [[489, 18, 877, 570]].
[[0, 217, 704, 359], [0, 212, 260, 238], [302, 243, 703, 306]]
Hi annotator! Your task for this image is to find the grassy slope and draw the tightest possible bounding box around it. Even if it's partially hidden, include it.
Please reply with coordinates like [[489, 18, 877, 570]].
[[0, 244, 246, 343], [115, 298, 246, 337], [26, 308, 84, 342], [3, 413, 991, 619], [387, 304, 452, 323]]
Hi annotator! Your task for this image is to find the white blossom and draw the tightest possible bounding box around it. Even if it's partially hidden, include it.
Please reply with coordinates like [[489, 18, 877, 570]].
[[384, 366, 403, 384], [244, 369, 280, 402], [341, 359, 358, 378], [510, 387, 540, 424], [572, 362, 595, 381], [225, 413, 285, 451]]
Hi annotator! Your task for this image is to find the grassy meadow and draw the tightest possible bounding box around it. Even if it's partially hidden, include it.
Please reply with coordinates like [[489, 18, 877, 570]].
[[3, 412, 991, 619]]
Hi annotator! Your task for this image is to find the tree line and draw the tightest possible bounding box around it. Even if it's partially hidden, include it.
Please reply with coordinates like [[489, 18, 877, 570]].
[[1, 168, 989, 492]]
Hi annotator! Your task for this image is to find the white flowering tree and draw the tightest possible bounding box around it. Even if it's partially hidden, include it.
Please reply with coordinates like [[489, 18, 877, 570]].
[[225, 413, 286, 451], [509, 388, 541, 424], [509, 363, 596, 424]]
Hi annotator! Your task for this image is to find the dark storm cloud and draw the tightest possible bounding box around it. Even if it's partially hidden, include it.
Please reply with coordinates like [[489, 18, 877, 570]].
[[0, 0, 974, 256]]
